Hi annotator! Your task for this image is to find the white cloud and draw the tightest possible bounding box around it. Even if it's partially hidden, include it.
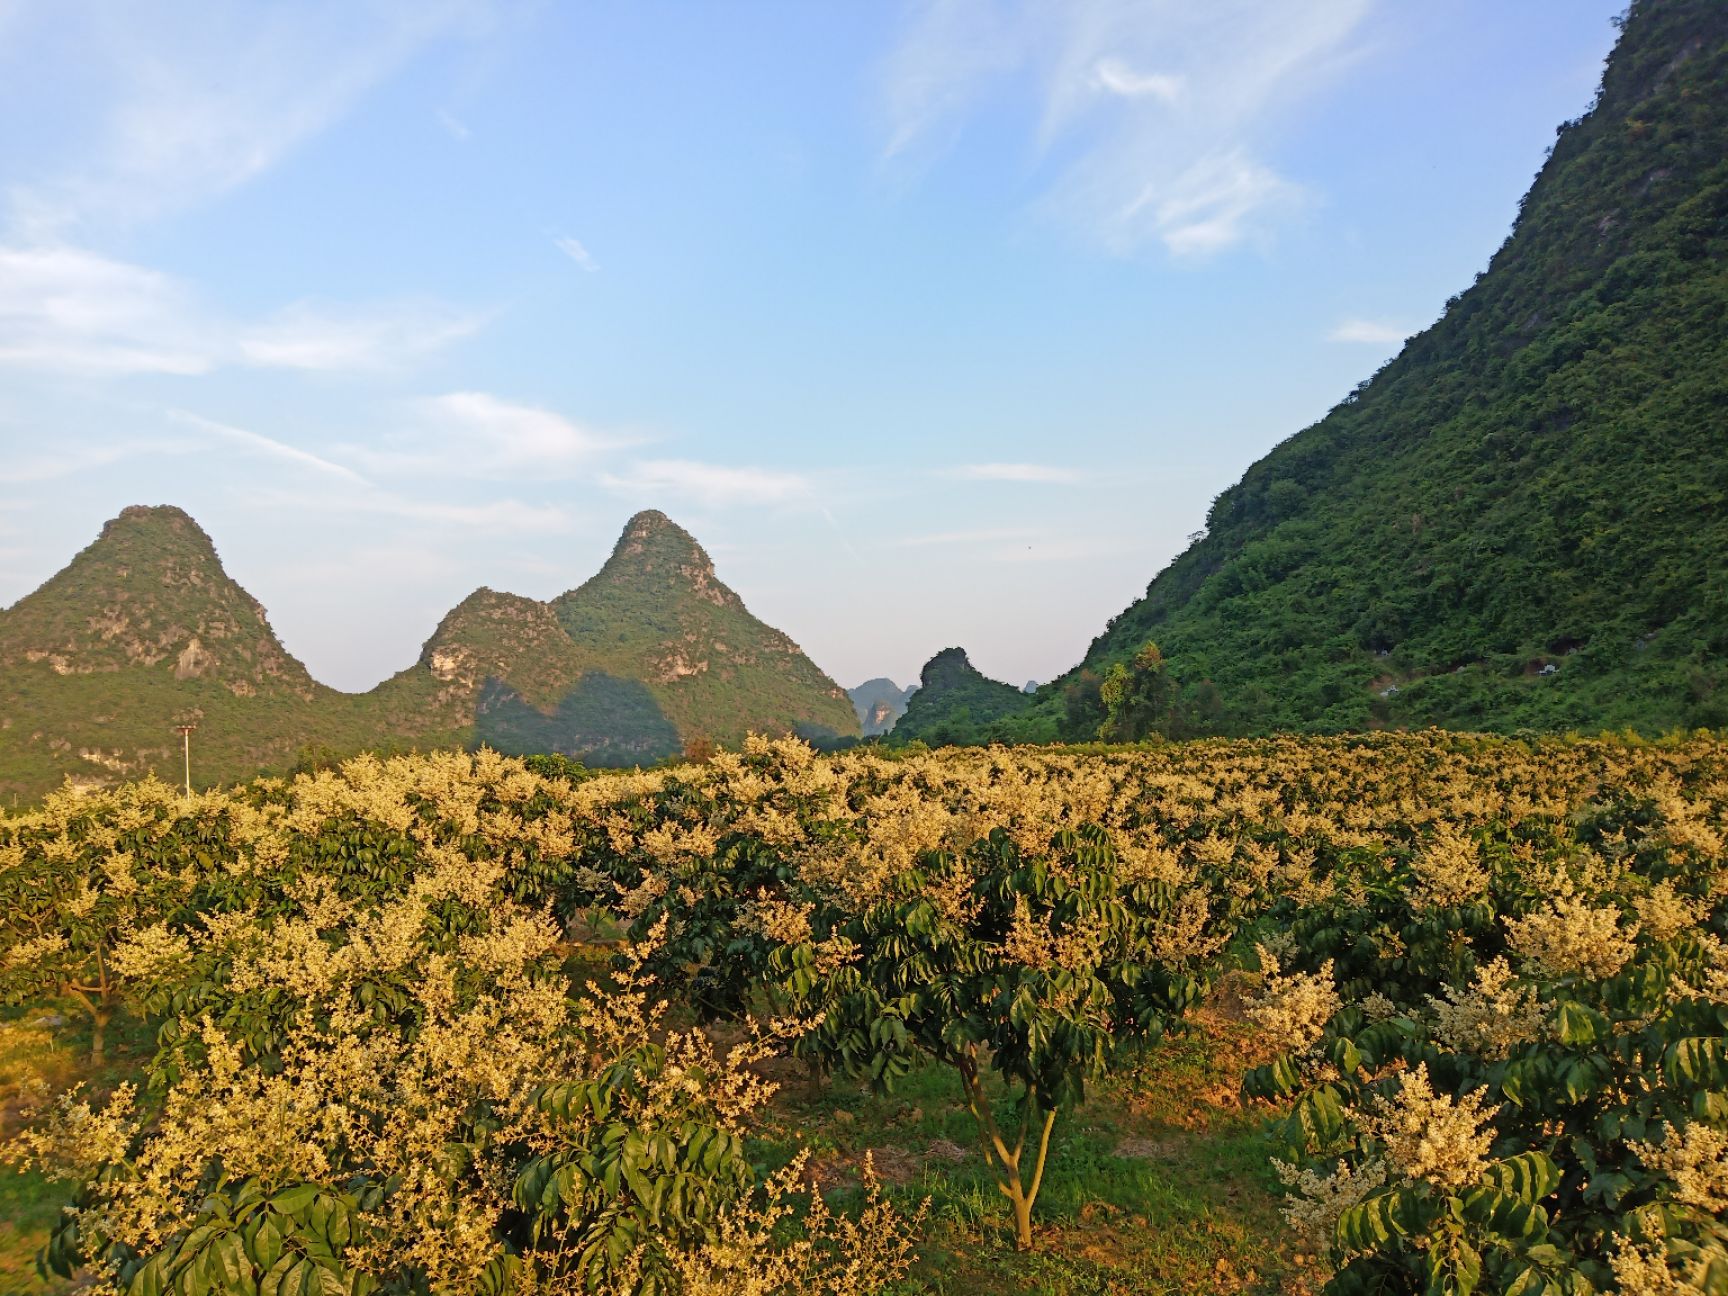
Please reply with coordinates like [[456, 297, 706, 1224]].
[[237, 301, 489, 372], [1127, 150, 1300, 259], [602, 459, 812, 508], [172, 406, 576, 535], [4, 0, 499, 235], [168, 410, 369, 484], [349, 391, 624, 479], [553, 235, 598, 271], [882, 0, 1377, 257], [1091, 58, 1181, 102], [436, 109, 473, 141], [947, 462, 1085, 484], [0, 243, 212, 375], [0, 242, 485, 376], [880, 0, 1024, 163], [1328, 317, 1409, 344]]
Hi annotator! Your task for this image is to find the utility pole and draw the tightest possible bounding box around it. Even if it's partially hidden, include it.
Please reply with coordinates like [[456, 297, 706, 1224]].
[[172, 724, 197, 796]]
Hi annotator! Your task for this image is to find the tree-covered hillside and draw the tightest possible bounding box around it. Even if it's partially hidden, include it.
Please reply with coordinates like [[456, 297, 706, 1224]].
[[891, 648, 1033, 745], [550, 511, 859, 747], [0, 507, 856, 799], [1009, 0, 1728, 741]]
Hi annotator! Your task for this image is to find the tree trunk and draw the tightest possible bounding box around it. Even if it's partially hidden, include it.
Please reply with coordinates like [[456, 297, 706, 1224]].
[[1009, 1182, 1034, 1251], [955, 1053, 1058, 1251], [89, 1008, 109, 1065]]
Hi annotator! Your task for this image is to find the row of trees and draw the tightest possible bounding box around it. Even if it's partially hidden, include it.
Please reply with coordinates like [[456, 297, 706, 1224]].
[[3, 731, 1727, 1291]]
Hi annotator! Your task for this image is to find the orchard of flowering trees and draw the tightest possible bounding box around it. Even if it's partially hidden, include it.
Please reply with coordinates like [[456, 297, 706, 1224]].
[[2, 731, 1726, 1293]]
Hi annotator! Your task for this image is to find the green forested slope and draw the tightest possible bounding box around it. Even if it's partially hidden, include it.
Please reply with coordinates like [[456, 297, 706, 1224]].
[[0, 507, 350, 799], [892, 648, 1032, 745], [0, 508, 856, 798], [550, 511, 859, 747], [1023, 0, 1728, 740]]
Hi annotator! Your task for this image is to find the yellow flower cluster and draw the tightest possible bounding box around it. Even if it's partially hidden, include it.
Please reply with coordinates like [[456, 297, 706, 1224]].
[[1506, 895, 1639, 980], [1630, 1122, 1728, 1214], [1271, 1156, 1389, 1247], [1409, 824, 1490, 909], [1364, 1064, 1499, 1192], [1246, 948, 1341, 1055], [1609, 1238, 1702, 1295], [1426, 958, 1549, 1059]]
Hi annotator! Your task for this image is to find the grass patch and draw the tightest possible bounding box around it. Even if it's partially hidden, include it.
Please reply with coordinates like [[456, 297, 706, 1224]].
[[0, 984, 1315, 1294], [754, 985, 1316, 1294]]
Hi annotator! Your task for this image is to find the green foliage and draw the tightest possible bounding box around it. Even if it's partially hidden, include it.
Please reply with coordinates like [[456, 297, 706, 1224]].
[[550, 512, 859, 751], [0, 782, 206, 1060], [6, 757, 864, 1296], [1097, 642, 1180, 742], [0, 509, 858, 802], [1003, 0, 1728, 742], [889, 649, 1034, 747], [597, 785, 1219, 1249], [1249, 758, 1728, 1291]]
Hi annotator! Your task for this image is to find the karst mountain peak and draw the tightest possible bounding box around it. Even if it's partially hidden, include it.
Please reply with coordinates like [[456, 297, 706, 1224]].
[[565, 508, 740, 612], [0, 504, 858, 796]]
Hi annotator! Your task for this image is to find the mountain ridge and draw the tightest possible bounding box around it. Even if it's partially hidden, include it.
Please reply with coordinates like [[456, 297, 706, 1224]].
[[847, 677, 918, 737], [978, 0, 1728, 743], [0, 506, 858, 798]]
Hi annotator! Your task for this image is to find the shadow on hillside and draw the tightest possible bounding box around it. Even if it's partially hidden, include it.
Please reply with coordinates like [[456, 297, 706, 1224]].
[[474, 673, 683, 767]]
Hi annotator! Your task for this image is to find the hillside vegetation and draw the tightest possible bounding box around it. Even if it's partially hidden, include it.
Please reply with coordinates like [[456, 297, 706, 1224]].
[[898, 0, 1726, 748], [891, 648, 1034, 745], [0, 507, 856, 800]]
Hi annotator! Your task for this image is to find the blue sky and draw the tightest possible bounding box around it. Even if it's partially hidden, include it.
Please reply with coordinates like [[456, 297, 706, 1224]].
[[0, 0, 1625, 692]]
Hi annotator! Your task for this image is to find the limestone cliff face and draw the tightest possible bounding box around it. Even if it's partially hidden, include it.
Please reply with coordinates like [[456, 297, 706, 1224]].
[[414, 588, 593, 715], [847, 677, 917, 736]]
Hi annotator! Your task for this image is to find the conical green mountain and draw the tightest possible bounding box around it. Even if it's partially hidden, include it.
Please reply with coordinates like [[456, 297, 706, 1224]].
[[891, 648, 1031, 746], [549, 511, 859, 747], [0, 507, 857, 799], [0, 505, 341, 795], [1018, 0, 1728, 739]]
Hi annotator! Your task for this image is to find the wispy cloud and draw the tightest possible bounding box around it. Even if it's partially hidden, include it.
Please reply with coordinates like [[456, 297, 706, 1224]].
[[436, 109, 473, 141], [601, 459, 812, 508], [0, 242, 485, 376], [347, 392, 627, 479], [1091, 58, 1182, 102], [553, 235, 598, 271], [168, 410, 369, 484], [1130, 151, 1298, 259], [1328, 317, 1409, 344], [4, 0, 500, 236], [946, 462, 1085, 485], [167, 407, 575, 535], [236, 300, 490, 372], [0, 243, 212, 375], [881, 0, 1377, 257]]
